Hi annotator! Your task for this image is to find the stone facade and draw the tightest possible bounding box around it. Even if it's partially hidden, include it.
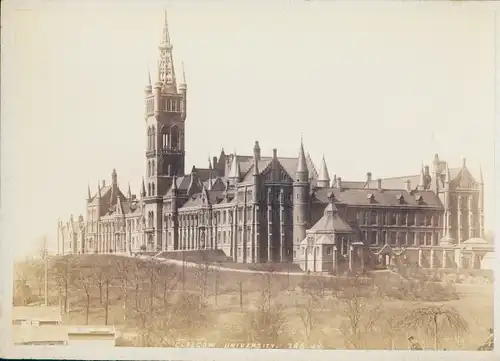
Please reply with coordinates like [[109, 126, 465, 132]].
[[58, 12, 490, 271]]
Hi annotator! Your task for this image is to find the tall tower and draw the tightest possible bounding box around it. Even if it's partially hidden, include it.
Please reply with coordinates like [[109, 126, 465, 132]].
[[292, 138, 309, 261], [143, 11, 187, 251]]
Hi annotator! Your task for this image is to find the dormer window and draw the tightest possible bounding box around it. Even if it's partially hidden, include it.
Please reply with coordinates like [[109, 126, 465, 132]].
[[415, 194, 424, 205], [396, 193, 405, 204], [366, 192, 375, 203]]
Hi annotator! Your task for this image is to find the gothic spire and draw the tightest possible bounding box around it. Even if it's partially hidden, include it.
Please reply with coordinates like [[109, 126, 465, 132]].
[[445, 162, 451, 184], [296, 137, 308, 177], [127, 183, 132, 199], [158, 10, 177, 93], [97, 181, 101, 198], [317, 155, 330, 187], [87, 184, 92, 200], [418, 162, 425, 189]]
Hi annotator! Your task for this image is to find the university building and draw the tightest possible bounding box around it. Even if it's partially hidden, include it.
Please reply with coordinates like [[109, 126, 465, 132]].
[[58, 13, 491, 271]]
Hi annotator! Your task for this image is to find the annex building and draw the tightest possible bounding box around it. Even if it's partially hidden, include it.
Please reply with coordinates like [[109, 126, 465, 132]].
[[58, 13, 491, 272]]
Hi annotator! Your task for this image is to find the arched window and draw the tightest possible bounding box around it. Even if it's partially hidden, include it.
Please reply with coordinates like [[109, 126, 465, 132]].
[[147, 161, 151, 177], [160, 126, 169, 150], [171, 126, 179, 151], [148, 183, 151, 197], [152, 183, 155, 195], [151, 126, 156, 150], [151, 160, 155, 175]]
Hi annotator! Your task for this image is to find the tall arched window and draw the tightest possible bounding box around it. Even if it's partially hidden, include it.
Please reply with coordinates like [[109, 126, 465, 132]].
[[151, 160, 155, 175], [148, 183, 151, 197], [161, 126, 169, 150], [151, 125, 156, 150], [171, 126, 179, 151], [147, 126, 151, 149], [147, 161, 151, 177], [152, 183, 155, 195]]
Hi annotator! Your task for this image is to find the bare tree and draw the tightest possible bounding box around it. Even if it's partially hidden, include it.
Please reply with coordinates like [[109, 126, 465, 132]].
[[156, 263, 178, 308], [338, 276, 382, 349], [399, 305, 468, 350], [297, 293, 325, 342], [242, 272, 288, 345], [237, 280, 244, 312], [77, 270, 94, 324], [116, 257, 133, 322], [193, 255, 211, 302], [54, 257, 73, 314]]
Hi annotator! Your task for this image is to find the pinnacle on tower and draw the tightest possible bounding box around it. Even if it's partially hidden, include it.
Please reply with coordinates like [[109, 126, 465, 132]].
[[229, 152, 241, 180], [418, 163, 425, 190], [479, 165, 484, 184], [87, 184, 92, 200], [127, 183, 132, 199], [97, 181, 101, 198], [317, 155, 330, 187], [141, 178, 146, 197], [444, 162, 451, 184], [178, 61, 187, 91], [145, 67, 152, 94], [295, 137, 309, 181]]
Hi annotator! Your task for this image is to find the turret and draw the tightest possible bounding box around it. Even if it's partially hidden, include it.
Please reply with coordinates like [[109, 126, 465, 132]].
[[112, 168, 118, 186], [295, 138, 309, 182], [127, 183, 132, 200], [87, 184, 92, 201], [316, 155, 330, 188], [252, 142, 260, 203], [96, 181, 101, 198], [417, 164, 426, 190]]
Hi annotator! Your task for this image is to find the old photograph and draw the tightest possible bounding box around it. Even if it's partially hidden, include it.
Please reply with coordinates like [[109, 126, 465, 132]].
[[2, 0, 497, 359]]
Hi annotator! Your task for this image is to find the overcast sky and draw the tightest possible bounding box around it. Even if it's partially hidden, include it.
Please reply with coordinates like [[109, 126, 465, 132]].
[[1, 0, 497, 258]]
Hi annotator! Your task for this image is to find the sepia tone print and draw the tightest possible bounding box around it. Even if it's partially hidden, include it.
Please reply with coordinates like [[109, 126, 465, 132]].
[[9, 5, 494, 354]]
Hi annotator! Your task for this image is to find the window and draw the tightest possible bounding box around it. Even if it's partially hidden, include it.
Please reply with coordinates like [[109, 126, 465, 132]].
[[327, 247, 333, 255], [390, 232, 397, 245], [407, 211, 414, 226], [418, 232, 425, 245], [382, 231, 387, 244], [369, 211, 377, 225], [426, 232, 433, 245], [369, 231, 377, 245], [408, 232, 415, 245], [397, 232, 406, 246]]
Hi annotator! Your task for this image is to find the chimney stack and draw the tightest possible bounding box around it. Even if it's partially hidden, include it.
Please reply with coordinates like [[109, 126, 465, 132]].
[[405, 179, 411, 192], [366, 172, 372, 183], [377, 178, 382, 190], [102, 180, 106, 187], [336, 177, 342, 190], [272, 148, 277, 159]]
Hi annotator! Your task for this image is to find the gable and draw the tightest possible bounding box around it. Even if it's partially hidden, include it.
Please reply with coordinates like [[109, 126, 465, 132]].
[[261, 159, 294, 183], [450, 167, 478, 189]]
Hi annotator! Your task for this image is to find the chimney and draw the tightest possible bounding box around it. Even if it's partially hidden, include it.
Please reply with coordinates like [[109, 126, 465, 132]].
[[213, 156, 218, 170], [102, 180, 106, 187], [405, 179, 411, 192], [272, 148, 277, 159], [253, 141, 261, 161], [336, 177, 342, 190], [377, 178, 382, 190], [424, 165, 430, 175], [462, 157, 467, 168], [366, 172, 372, 183]]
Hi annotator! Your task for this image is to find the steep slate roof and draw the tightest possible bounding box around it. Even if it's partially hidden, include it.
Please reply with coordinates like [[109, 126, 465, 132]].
[[309, 203, 353, 233], [312, 187, 442, 208], [234, 153, 319, 183]]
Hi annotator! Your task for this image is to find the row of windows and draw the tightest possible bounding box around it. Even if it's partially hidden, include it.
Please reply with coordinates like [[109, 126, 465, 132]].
[[362, 230, 439, 246], [357, 210, 440, 227], [146, 125, 181, 151]]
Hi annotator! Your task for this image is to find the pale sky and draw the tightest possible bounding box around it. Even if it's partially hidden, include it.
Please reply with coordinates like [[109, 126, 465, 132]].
[[1, 0, 497, 258]]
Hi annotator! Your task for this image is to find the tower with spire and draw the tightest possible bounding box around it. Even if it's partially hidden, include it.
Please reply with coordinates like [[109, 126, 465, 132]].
[[143, 11, 187, 251], [292, 138, 310, 259]]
